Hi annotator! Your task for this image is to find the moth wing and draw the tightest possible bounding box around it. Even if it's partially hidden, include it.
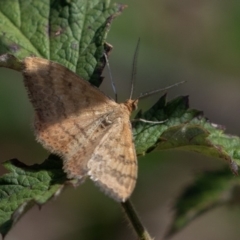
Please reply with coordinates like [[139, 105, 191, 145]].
[[23, 57, 117, 178], [87, 116, 138, 202]]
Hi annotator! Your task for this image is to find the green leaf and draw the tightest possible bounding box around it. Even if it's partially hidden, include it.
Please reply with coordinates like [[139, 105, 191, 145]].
[[0, 0, 125, 86], [165, 168, 240, 238], [133, 94, 239, 174], [133, 94, 201, 154], [0, 155, 66, 237]]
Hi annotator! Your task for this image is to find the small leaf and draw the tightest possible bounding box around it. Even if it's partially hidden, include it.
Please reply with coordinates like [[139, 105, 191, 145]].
[[0, 155, 66, 237], [133, 95, 201, 155], [165, 168, 240, 238]]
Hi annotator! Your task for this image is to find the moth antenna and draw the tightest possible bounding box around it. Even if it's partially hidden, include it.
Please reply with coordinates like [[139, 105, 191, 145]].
[[104, 53, 118, 102], [129, 38, 140, 100], [138, 80, 186, 99]]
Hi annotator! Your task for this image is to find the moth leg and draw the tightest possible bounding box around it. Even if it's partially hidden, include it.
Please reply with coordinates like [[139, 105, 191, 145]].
[[131, 118, 167, 124]]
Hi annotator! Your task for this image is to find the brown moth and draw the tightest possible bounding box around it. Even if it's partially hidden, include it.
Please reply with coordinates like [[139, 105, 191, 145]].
[[23, 57, 138, 202]]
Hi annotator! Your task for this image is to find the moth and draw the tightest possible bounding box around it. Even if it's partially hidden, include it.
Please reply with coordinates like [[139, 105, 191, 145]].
[[23, 57, 138, 202]]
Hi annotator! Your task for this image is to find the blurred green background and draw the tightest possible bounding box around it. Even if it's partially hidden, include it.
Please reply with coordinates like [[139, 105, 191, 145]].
[[1, 0, 240, 239]]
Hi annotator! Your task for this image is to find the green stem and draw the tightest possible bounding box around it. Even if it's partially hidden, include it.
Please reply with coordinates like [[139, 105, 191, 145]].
[[121, 199, 153, 240]]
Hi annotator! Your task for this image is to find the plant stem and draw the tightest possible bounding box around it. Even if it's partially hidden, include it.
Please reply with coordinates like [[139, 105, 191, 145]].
[[121, 199, 153, 240]]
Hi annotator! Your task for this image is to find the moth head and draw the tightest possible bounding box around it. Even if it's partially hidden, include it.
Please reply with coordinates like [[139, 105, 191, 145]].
[[124, 99, 139, 112]]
